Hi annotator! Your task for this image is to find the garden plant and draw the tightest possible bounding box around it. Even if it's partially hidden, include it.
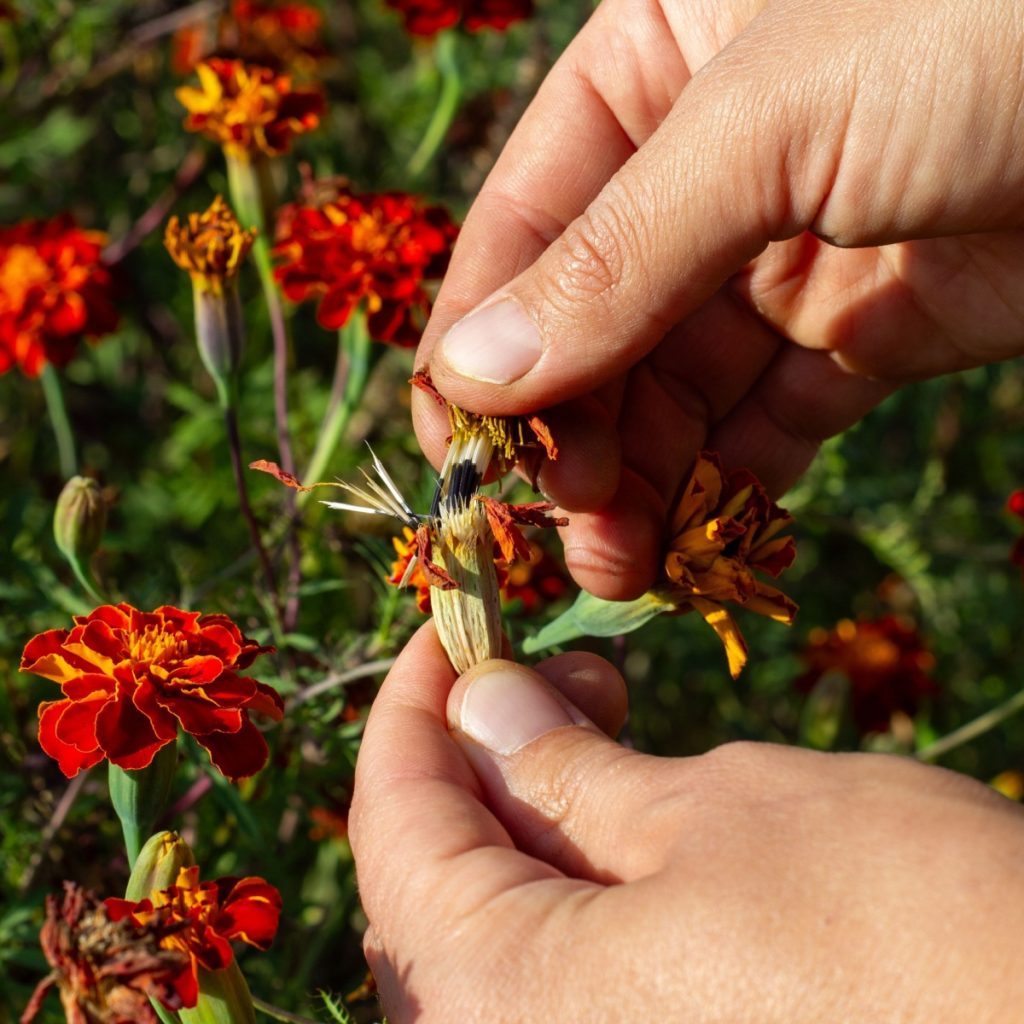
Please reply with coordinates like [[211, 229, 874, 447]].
[[2, 1, 1024, 1022]]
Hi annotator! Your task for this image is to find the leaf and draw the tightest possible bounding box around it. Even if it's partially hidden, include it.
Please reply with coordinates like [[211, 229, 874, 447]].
[[318, 990, 357, 1024], [522, 589, 673, 654]]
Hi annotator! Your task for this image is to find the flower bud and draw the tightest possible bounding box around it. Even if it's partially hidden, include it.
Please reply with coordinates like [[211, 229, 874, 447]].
[[53, 475, 106, 563], [125, 831, 196, 903], [193, 278, 245, 402], [179, 963, 257, 1024]]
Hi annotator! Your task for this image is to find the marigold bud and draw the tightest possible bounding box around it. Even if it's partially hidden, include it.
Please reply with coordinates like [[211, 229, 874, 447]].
[[126, 831, 196, 903], [53, 475, 106, 563]]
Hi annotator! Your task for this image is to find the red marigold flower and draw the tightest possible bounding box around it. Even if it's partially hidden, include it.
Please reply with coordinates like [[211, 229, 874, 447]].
[[502, 541, 568, 614], [21, 603, 281, 782], [795, 615, 938, 736], [176, 58, 323, 160], [273, 188, 458, 345], [0, 215, 119, 378], [386, 0, 532, 36], [106, 866, 281, 1009], [309, 805, 349, 842], [21, 882, 191, 1024]]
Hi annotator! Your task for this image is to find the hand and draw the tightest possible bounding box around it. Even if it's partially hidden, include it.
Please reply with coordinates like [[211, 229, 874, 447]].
[[413, 0, 1024, 600], [350, 625, 1024, 1023]]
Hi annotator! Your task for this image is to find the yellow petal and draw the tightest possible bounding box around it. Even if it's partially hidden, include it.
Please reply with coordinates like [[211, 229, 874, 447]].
[[691, 597, 748, 678]]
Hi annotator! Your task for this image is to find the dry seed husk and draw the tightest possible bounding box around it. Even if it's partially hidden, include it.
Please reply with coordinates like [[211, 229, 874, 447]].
[[432, 503, 502, 674]]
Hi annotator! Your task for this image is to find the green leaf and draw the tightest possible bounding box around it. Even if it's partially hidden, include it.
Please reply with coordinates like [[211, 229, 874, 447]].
[[521, 589, 672, 654], [318, 991, 356, 1024]]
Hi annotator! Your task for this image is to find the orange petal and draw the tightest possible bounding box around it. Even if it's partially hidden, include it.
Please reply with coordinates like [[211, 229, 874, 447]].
[[691, 597, 748, 678]]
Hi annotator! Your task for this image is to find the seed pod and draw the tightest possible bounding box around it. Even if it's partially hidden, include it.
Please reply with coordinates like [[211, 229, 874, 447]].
[[431, 502, 502, 674]]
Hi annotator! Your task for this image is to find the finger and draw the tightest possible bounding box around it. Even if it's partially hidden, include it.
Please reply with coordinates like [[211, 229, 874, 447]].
[[447, 659, 681, 883], [532, 651, 629, 739], [706, 346, 894, 497], [350, 623, 588, 955]]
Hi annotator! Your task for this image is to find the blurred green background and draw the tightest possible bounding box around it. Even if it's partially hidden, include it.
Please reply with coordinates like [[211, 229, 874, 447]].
[[2, 2, 1023, 1022]]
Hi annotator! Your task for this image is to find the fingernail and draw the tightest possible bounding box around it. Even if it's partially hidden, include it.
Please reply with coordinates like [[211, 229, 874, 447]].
[[457, 668, 575, 755], [440, 298, 542, 384]]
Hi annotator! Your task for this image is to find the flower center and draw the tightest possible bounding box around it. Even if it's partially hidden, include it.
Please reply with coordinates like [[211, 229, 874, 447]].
[[0, 245, 51, 310], [128, 625, 189, 666]]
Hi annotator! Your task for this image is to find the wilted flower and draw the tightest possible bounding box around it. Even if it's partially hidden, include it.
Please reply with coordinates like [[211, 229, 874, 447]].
[[386, 0, 532, 36], [273, 188, 458, 345], [166, 197, 255, 391], [796, 615, 937, 735], [176, 58, 323, 161], [660, 452, 797, 678], [106, 866, 281, 1009], [21, 882, 190, 1024], [0, 216, 118, 377], [21, 603, 281, 781]]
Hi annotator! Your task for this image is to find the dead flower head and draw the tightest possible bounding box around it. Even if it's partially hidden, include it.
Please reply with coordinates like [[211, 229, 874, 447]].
[[662, 451, 797, 678]]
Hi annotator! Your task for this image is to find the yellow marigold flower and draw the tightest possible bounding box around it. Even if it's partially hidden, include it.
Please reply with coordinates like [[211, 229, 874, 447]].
[[165, 196, 255, 294], [176, 58, 323, 161], [663, 451, 797, 678]]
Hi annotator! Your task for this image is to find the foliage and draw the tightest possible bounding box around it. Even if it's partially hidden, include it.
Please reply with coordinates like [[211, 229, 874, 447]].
[[2, 1, 1024, 1023]]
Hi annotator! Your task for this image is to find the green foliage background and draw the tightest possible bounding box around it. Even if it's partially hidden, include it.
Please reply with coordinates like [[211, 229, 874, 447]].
[[1, 2, 1023, 1022]]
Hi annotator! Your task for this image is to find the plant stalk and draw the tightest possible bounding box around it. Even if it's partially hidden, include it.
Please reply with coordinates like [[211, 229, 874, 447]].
[[41, 363, 77, 478], [916, 686, 1024, 763], [407, 29, 462, 178]]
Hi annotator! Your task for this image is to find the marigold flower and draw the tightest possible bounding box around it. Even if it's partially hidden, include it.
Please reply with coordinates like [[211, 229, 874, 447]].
[[386, 0, 532, 36], [106, 866, 281, 1009], [176, 58, 323, 160], [796, 615, 937, 735], [502, 541, 567, 614], [273, 188, 458, 345], [165, 196, 256, 294], [661, 452, 797, 678], [309, 805, 349, 842], [21, 603, 281, 781], [0, 216, 118, 378], [171, 1, 326, 76], [21, 882, 190, 1024]]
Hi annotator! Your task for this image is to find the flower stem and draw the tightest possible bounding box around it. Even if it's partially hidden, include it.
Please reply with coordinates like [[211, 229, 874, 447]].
[[224, 400, 282, 623], [252, 998, 324, 1024], [298, 313, 372, 507], [68, 554, 106, 604], [407, 29, 462, 178], [40, 363, 76, 478], [915, 686, 1024, 763]]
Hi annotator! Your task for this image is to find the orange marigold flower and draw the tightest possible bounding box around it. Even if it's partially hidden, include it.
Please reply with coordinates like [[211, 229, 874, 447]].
[[795, 615, 937, 735], [386, 0, 532, 36], [21, 882, 191, 1024], [165, 196, 256, 294], [176, 58, 323, 160], [0, 216, 118, 378], [388, 526, 434, 612], [273, 188, 458, 345], [663, 451, 797, 678], [106, 866, 281, 1009], [21, 603, 282, 782]]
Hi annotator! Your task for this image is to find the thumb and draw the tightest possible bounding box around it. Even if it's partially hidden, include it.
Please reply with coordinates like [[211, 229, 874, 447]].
[[447, 658, 684, 884]]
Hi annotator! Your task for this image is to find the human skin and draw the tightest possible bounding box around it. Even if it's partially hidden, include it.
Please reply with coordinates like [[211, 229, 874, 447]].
[[412, 0, 1024, 601], [350, 625, 1024, 1022]]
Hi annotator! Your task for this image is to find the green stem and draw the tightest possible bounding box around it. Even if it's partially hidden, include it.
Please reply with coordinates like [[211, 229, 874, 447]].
[[41, 363, 77, 478], [407, 29, 462, 178], [69, 554, 106, 604], [299, 314, 373, 505], [916, 686, 1024, 763]]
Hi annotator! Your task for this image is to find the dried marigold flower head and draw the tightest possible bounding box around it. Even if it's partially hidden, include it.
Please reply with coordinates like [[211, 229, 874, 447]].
[[165, 196, 256, 294], [176, 58, 323, 160], [386, 0, 532, 37], [796, 615, 937, 735], [661, 451, 797, 678], [21, 603, 281, 781], [0, 215, 119, 378], [273, 187, 458, 345], [105, 866, 281, 1008], [21, 882, 190, 1024]]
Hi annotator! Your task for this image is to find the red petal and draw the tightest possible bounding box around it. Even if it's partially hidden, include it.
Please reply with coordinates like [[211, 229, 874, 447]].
[[38, 700, 105, 777], [215, 877, 282, 949], [94, 687, 173, 771], [157, 693, 243, 737], [53, 694, 106, 752], [196, 716, 270, 781], [249, 459, 314, 491], [409, 369, 447, 408], [245, 681, 285, 721]]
